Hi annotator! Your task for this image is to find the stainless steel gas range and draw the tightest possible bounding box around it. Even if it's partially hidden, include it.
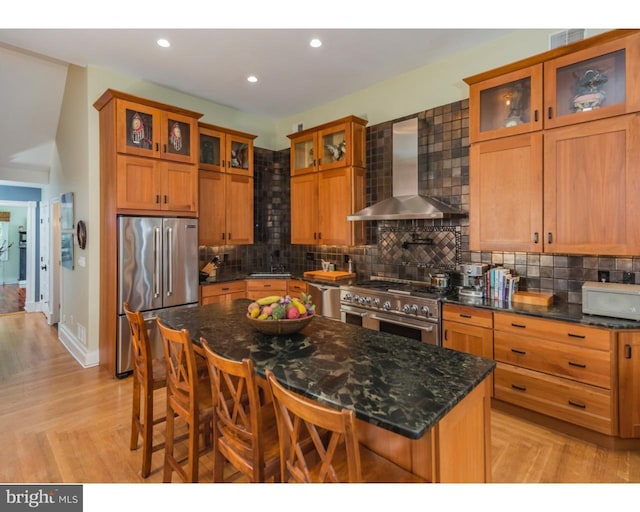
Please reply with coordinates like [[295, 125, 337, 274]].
[[340, 277, 449, 346]]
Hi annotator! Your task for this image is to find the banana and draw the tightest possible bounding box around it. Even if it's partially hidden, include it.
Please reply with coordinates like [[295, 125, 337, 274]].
[[257, 295, 281, 306], [291, 298, 307, 315]]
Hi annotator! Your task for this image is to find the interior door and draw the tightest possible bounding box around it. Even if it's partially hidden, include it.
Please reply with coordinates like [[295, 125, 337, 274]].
[[39, 200, 50, 319]]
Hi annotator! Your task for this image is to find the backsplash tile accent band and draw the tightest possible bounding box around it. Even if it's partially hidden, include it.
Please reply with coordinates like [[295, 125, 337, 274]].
[[379, 225, 460, 270]]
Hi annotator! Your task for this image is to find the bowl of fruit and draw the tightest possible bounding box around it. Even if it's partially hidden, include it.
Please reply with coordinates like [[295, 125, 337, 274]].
[[247, 293, 315, 335]]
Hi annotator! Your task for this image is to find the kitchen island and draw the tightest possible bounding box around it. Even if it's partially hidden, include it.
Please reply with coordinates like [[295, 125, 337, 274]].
[[158, 299, 496, 482]]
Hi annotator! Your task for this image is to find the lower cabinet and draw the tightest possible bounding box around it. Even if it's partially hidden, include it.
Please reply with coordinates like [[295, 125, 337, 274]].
[[442, 304, 494, 396], [618, 332, 640, 438], [493, 312, 616, 436], [201, 281, 246, 305], [246, 279, 287, 301], [287, 279, 307, 300]]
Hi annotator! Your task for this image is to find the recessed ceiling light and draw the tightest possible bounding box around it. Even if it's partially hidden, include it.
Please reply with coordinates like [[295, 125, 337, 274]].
[[247, 75, 258, 83], [309, 38, 322, 48], [157, 38, 171, 48]]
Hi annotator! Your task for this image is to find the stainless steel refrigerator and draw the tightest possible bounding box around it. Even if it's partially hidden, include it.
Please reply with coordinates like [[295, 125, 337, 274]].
[[116, 216, 199, 377]]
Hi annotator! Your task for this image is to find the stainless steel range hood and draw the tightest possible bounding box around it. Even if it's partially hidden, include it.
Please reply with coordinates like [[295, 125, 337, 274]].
[[347, 117, 466, 221]]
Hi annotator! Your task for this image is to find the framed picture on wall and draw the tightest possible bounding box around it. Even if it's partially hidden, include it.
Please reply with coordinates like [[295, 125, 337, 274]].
[[61, 232, 74, 270], [61, 192, 74, 230]]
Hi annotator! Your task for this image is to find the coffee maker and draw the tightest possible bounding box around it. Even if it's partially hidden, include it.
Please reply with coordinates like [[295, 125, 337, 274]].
[[457, 264, 488, 298]]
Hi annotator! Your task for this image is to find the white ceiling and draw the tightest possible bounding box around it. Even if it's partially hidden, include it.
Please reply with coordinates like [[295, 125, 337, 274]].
[[0, 28, 516, 186]]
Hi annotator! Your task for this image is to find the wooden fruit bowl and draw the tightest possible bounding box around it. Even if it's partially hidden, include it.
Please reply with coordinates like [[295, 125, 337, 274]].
[[246, 314, 314, 335]]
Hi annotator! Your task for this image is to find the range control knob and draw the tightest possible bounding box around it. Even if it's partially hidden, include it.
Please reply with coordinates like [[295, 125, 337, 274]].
[[373, 297, 380, 307], [359, 296, 367, 305], [353, 294, 360, 303], [411, 304, 419, 314], [383, 300, 392, 310], [421, 305, 430, 316], [343, 293, 352, 301], [364, 296, 371, 304]]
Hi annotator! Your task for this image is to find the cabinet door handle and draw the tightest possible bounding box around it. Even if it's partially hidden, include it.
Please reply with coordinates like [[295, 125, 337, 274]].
[[222, 233, 225, 240], [318, 232, 322, 240], [548, 106, 553, 119], [511, 348, 526, 355], [511, 384, 527, 392], [511, 322, 526, 329], [568, 400, 586, 409], [163, 143, 167, 154], [228, 233, 231, 240], [164, 195, 168, 204], [567, 332, 585, 339], [264, 284, 271, 288], [155, 142, 159, 152], [156, 195, 161, 204], [460, 314, 472, 319], [533, 232, 539, 244], [625, 344, 632, 359], [568, 361, 586, 368], [221, 287, 230, 291], [534, 110, 539, 122], [444, 329, 448, 341], [313, 232, 317, 240], [547, 232, 553, 244]]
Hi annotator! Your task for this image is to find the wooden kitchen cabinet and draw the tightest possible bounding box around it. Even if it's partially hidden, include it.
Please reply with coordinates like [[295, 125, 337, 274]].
[[198, 170, 254, 246], [543, 32, 640, 130], [246, 279, 287, 301], [198, 123, 256, 176], [115, 97, 198, 164], [201, 280, 246, 305], [618, 331, 640, 438], [466, 30, 640, 256], [442, 304, 494, 396], [94, 89, 203, 375], [543, 113, 640, 256], [116, 155, 197, 212], [290, 167, 365, 246], [287, 279, 307, 300], [197, 122, 256, 246], [493, 312, 616, 435], [469, 64, 543, 143], [469, 133, 543, 252], [288, 116, 366, 176]]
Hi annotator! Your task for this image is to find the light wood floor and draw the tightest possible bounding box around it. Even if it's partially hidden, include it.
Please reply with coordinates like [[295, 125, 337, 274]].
[[2, 311, 640, 484]]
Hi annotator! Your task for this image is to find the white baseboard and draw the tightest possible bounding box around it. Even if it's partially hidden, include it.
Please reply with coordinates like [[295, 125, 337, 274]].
[[24, 300, 39, 313], [58, 322, 99, 368]]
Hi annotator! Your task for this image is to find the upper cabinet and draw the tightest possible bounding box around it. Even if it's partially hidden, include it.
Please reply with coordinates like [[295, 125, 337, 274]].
[[288, 116, 367, 176], [544, 33, 640, 129], [288, 116, 367, 246], [197, 122, 256, 246], [466, 30, 640, 256], [467, 30, 640, 143], [198, 123, 256, 176], [93, 89, 202, 216], [469, 65, 543, 143]]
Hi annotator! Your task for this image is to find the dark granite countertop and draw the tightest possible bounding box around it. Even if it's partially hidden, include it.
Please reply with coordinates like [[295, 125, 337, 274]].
[[157, 299, 495, 440], [444, 294, 640, 330]]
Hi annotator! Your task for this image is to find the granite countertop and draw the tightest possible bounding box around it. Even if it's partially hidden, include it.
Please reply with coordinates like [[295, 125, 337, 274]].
[[157, 299, 495, 440], [444, 293, 640, 330]]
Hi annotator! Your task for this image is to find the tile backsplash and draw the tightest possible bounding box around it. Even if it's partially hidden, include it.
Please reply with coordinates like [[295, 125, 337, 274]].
[[200, 100, 640, 305]]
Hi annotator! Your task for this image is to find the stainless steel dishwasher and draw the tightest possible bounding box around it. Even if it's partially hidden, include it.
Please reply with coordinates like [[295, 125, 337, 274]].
[[307, 283, 342, 320]]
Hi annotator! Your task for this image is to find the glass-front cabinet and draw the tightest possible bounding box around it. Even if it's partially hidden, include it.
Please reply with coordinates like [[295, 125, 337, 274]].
[[198, 123, 255, 177], [289, 117, 365, 176], [544, 33, 640, 129], [469, 65, 543, 143], [116, 99, 197, 163]]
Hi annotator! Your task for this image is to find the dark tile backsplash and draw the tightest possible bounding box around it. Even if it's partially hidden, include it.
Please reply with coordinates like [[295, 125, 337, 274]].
[[200, 100, 639, 304]]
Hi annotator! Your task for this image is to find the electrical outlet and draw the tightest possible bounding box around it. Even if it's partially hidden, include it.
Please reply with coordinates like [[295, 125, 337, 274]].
[[623, 272, 635, 284], [306, 252, 314, 261], [343, 255, 350, 264], [597, 270, 610, 283]]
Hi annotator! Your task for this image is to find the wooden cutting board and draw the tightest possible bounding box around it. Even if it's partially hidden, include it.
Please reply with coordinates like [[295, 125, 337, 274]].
[[512, 291, 554, 306], [303, 270, 356, 282]]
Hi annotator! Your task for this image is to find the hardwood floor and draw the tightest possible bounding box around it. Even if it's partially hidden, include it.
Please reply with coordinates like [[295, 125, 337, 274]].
[[1, 311, 640, 484], [0, 283, 25, 315]]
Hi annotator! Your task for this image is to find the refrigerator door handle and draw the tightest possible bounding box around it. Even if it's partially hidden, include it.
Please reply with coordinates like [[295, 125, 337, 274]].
[[154, 226, 161, 298], [166, 227, 173, 297]]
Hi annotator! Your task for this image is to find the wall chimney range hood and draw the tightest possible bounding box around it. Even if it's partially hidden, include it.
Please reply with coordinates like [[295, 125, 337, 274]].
[[347, 117, 466, 221]]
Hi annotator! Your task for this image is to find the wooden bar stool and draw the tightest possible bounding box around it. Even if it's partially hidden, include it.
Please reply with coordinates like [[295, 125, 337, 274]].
[[157, 319, 213, 483], [201, 339, 281, 482], [123, 303, 167, 478], [265, 369, 427, 483]]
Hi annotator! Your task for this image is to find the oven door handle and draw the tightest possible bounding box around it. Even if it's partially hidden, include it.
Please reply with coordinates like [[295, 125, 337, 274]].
[[340, 307, 369, 318], [368, 312, 435, 332]]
